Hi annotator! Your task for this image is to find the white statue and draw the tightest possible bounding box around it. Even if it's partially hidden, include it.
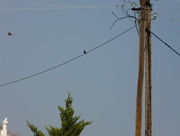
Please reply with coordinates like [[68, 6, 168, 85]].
[[1, 118, 8, 136]]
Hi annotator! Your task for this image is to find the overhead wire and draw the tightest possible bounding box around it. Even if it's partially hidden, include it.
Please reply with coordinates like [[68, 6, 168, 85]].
[[1, 0, 178, 87], [120, 0, 180, 56], [154, 5, 180, 17], [153, 5, 180, 22], [147, 30, 180, 56], [165, 0, 180, 4], [121, 0, 180, 23], [122, 0, 180, 18], [0, 4, 125, 10], [0, 3, 120, 7], [110, 14, 138, 29], [0, 25, 137, 87], [116, 0, 140, 35], [110, 5, 140, 35], [122, 5, 140, 35], [157, 12, 180, 22]]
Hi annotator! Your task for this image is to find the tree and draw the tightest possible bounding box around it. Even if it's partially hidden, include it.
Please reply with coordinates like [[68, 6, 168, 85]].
[[27, 92, 92, 136]]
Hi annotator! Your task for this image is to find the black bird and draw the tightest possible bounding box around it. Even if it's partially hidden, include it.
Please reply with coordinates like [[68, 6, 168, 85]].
[[83, 50, 87, 54], [8, 32, 13, 36]]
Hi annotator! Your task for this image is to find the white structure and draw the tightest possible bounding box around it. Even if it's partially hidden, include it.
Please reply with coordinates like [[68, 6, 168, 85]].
[[1, 118, 8, 136]]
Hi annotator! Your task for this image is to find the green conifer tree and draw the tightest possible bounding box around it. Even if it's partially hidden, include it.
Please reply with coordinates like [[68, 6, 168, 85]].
[[27, 92, 92, 136]]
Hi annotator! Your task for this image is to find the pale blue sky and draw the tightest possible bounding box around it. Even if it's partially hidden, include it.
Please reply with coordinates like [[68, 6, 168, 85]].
[[0, 0, 179, 136]]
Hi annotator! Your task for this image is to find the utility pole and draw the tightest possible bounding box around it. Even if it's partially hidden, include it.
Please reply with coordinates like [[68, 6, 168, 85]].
[[135, 0, 152, 136], [135, 0, 146, 136], [145, 0, 152, 136]]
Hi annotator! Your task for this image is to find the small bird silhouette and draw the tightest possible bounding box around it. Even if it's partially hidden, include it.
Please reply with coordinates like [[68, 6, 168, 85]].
[[8, 32, 13, 36], [83, 50, 87, 54]]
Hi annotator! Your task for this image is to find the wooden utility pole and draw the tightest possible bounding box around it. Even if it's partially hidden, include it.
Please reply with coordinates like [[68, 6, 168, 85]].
[[135, 0, 146, 136], [145, 0, 152, 136], [135, 0, 152, 136]]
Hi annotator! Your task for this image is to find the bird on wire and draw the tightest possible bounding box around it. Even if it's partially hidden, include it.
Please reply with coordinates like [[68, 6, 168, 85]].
[[83, 50, 87, 54]]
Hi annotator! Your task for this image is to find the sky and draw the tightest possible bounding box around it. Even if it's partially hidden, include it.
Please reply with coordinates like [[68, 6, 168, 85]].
[[0, 0, 179, 136]]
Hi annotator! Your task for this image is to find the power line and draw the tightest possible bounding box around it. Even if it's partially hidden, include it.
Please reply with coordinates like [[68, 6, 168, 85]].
[[147, 29, 180, 56], [154, 5, 180, 17], [0, 4, 125, 10], [166, 0, 180, 4], [123, 1, 180, 19], [0, 25, 137, 87], [157, 12, 180, 23], [110, 14, 138, 29], [0, 4, 122, 7]]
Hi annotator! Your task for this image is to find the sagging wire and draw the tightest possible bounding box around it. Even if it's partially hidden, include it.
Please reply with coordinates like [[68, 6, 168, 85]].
[[0, 25, 137, 87], [122, 1, 140, 35], [110, 3, 140, 36], [110, 12, 138, 29], [121, 4, 134, 23]]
